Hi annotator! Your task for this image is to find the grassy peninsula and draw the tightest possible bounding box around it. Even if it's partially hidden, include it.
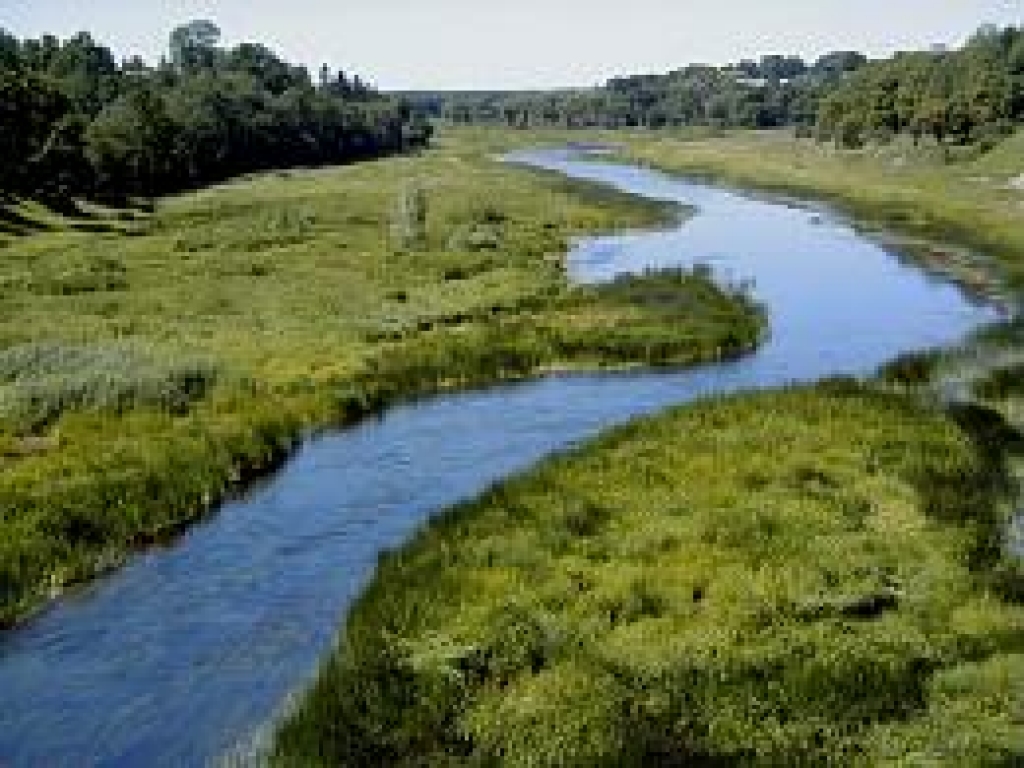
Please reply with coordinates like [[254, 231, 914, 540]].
[[274, 382, 1024, 765]]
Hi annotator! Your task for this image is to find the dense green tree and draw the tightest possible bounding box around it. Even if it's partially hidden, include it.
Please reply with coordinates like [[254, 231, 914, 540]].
[[0, 67, 70, 191], [45, 32, 120, 116], [818, 25, 1022, 147], [85, 86, 175, 194], [0, 21, 429, 201], [759, 54, 807, 81], [169, 20, 221, 74], [408, 27, 1019, 150], [811, 51, 868, 78]]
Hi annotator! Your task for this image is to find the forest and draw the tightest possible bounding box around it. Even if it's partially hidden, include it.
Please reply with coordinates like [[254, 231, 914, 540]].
[[0, 21, 432, 203], [408, 25, 1023, 149], [818, 25, 1024, 148], [4, 22, 1019, 209]]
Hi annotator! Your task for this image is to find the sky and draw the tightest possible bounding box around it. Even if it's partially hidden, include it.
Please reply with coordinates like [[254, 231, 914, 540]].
[[3, 1, 1022, 90]]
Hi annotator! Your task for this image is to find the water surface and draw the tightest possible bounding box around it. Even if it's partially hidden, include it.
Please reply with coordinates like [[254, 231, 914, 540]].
[[0, 150, 999, 765]]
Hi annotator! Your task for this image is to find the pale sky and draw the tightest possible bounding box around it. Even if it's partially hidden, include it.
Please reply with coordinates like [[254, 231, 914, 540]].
[[2, 1, 1021, 90]]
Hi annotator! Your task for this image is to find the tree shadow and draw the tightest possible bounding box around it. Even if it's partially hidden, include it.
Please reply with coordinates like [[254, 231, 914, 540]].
[[0, 192, 153, 240], [0, 202, 51, 236]]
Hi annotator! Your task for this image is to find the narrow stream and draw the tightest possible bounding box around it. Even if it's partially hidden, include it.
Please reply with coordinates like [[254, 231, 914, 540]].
[[0, 150, 1001, 766]]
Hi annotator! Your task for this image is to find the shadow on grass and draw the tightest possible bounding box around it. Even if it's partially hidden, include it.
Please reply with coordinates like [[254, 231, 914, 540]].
[[0, 202, 51, 237], [0, 192, 154, 241], [940, 402, 1024, 602]]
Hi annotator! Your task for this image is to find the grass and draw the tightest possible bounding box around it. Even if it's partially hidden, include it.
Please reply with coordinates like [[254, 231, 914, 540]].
[[0, 135, 764, 626], [0, 341, 219, 432], [273, 382, 1024, 766], [355, 267, 763, 398], [7, 124, 1022, 761]]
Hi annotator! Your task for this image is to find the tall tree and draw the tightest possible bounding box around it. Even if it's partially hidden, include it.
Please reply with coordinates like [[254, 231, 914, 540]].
[[169, 20, 221, 74]]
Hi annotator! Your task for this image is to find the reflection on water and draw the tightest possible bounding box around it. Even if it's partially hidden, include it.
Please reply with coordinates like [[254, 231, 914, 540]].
[[0, 150, 998, 766]]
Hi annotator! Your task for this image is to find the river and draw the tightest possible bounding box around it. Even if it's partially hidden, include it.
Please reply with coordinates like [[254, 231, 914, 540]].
[[0, 150, 1000, 765]]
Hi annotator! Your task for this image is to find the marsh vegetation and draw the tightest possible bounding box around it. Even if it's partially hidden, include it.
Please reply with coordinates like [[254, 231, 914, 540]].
[[274, 382, 1024, 765], [3, 18, 1023, 762], [0, 135, 763, 627]]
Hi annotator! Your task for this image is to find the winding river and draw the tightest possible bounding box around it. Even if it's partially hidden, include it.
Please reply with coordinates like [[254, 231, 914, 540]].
[[0, 150, 1001, 765]]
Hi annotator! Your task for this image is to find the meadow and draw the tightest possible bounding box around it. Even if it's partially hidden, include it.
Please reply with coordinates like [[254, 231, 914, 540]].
[[273, 382, 1024, 765], [0, 135, 764, 626]]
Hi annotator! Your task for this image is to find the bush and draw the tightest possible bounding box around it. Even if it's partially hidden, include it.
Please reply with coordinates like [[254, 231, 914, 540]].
[[0, 342, 219, 432], [878, 350, 942, 386], [972, 363, 1024, 400]]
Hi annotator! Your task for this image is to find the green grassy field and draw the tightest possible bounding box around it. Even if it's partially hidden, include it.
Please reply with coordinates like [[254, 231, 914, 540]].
[[273, 382, 1024, 765], [0, 136, 764, 626]]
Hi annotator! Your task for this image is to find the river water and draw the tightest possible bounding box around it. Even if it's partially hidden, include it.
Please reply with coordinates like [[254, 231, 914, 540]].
[[0, 150, 1000, 765]]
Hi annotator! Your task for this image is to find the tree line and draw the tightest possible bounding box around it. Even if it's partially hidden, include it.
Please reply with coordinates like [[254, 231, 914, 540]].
[[403, 52, 866, 131], [818, 25, 1023, 148], [0, 21, 432, 203], [406, 26, 1022, 149]]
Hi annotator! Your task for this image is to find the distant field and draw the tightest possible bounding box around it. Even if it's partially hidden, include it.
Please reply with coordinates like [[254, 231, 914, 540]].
[[621, 129, 1024, 292], [0, 135, 763, 626]]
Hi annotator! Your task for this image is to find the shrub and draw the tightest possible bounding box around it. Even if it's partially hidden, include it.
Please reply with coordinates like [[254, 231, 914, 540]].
[[0, 342, 219, 432]]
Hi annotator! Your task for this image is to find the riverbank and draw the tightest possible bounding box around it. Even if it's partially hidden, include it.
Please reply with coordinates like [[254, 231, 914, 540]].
[[0, 139, 764, 627], [615, 130, 1024, 299], [273, 381, 1024, 765], [450, 127, 1024, 296]]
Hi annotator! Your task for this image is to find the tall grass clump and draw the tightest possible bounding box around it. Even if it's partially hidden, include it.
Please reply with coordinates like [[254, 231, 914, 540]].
[[357, 267, 764, 399], [0, 342, 219, 433], [274, 383, 1024, 766], [390, 182, 429, 252]]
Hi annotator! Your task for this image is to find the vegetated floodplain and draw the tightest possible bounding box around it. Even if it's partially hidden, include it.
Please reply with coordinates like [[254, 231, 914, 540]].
[[445, 125, 1024, 295], [0, 135, 764, 627], [274, 381, 1024, 766]]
